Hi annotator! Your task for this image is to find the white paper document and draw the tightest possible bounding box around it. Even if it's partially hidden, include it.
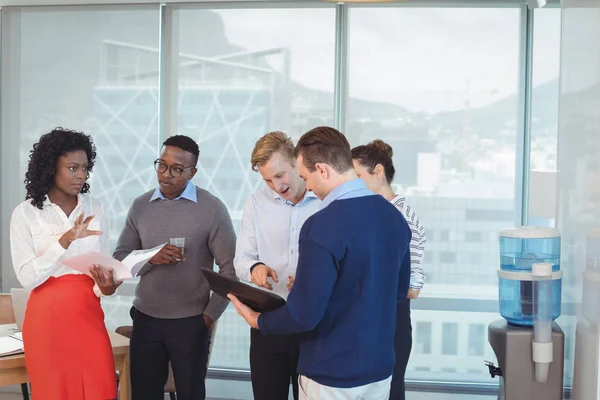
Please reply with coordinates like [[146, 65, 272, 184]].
[[0, 335, 24, 357], [61, 242, 166, 280]]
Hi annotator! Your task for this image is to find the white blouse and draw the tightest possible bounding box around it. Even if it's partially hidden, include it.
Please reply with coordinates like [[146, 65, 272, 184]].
[[10, 194, 108, 296]]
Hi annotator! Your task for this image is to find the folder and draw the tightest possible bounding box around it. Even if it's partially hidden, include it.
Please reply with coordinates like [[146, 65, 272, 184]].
[[0, 335, 24, 357], [61, 242, 166, 280], [202, 269, 286, 313]]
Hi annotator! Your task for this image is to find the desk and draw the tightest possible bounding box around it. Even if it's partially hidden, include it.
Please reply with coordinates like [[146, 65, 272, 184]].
[[0, 324, 130, 400]]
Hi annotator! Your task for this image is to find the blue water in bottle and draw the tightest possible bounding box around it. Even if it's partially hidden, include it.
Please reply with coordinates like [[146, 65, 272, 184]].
[[498, 227, 561, 326]]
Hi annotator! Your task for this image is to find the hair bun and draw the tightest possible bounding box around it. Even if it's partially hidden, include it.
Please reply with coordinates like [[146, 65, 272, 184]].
[[370, 139, 393, 158]]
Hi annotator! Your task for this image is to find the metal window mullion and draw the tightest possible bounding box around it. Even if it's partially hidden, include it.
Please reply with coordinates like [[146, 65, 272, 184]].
[[333, 2, 348, 133], [515, 5, 534, 227], [1, 8, 25, 292], [158, 3, 178, 145]]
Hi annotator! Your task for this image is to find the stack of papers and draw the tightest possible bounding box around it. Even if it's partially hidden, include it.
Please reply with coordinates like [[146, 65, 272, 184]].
[[0, 334, 23, 357], [61, 243, 166, 280]]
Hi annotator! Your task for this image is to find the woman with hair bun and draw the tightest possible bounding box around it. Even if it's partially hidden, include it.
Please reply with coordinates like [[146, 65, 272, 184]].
[[352, 139, 427, 400]]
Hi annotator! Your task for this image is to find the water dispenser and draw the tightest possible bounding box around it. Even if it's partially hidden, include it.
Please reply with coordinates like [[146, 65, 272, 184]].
[[487, 227, 565, 400], [498, 227, 562, 326]]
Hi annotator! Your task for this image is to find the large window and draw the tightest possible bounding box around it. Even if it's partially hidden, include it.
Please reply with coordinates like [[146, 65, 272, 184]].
[[530, 7, 570, 385], [347, 7, 520, 382], [468, 324, 485, 357], [415, 321, 432, 354], [442, 323, 459, 355], [529, 8, 561, 225], [1, 6, 160, 328], [0, 3, 570, 394], [531, 8, 561, 172], [173, 6, 336, 370]]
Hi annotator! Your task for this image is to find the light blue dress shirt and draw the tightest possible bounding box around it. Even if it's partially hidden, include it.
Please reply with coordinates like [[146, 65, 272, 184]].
[[149, 180, 198, 203], [234, 187, 320, 299], [320, 178, 375, 210]]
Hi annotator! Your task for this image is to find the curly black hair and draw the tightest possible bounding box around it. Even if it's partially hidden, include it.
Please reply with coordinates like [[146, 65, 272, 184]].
[[25, 127, 97, 210]]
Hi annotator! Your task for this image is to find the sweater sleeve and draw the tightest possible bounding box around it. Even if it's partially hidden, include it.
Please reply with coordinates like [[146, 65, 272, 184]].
[[113, 204, 141, 260], [258, 238, 337, 335], [204, 200, 237, 322]]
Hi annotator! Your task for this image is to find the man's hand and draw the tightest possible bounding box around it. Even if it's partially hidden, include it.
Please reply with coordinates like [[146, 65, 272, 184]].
[[59, 214, 102, 249], [287, 276, 295, 292], [148, 245, 184, 265], [203, 314, 214, 330], [407, 289, 421, 299], [251, 264, 278, 290], [90, 265, 122, 296], [227, 294, 260, 329]]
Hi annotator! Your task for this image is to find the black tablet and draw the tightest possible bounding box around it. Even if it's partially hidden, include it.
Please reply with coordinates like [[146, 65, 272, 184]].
[[202, 269, 286, 312]]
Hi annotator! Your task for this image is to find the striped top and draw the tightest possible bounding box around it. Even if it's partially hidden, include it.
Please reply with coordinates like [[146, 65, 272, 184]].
[[390, 195, 426, 290]]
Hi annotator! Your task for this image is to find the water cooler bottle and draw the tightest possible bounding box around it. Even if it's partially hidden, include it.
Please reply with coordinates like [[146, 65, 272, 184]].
[[486, 227, 564, 400]]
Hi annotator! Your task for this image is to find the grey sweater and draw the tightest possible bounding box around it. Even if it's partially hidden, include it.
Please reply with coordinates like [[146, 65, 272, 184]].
[[114, 186, 236, 321]]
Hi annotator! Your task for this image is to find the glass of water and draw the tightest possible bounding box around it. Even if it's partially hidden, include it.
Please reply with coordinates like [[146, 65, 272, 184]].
[[169, 237, 185, 262]]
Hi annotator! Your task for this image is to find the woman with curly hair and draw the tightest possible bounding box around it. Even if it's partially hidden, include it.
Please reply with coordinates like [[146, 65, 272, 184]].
[[10, 127, 121, 399]]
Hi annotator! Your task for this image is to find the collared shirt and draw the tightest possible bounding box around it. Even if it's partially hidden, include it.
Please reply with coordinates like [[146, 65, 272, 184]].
[[10, 194, 108, 296], [234, 187, 321, 299], [390, 195, 426, 290], [320, 178, 375, 210], [150, 180, 198, 203]]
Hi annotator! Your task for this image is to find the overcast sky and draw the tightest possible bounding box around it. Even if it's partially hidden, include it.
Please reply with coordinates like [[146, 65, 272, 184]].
[[215, 7, 561, 113]]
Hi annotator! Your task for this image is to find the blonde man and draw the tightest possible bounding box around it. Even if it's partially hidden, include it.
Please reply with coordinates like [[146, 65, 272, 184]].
[[234, 131, 320, 400]]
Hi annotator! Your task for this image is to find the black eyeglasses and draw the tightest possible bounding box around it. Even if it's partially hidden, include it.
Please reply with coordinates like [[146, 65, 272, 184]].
[[154, 159, 195, 178]]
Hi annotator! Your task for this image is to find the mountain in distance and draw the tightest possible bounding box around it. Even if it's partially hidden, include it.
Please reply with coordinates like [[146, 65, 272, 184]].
[[431, 79, 560, 135], [291, 75, 560, 140]]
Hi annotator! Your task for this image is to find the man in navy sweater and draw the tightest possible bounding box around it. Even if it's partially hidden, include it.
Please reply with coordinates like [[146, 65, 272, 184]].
[[229, 126, 412, 399]]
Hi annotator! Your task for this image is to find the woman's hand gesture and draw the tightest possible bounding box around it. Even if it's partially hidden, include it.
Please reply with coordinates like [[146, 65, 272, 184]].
[[59, 214, 102, 249]]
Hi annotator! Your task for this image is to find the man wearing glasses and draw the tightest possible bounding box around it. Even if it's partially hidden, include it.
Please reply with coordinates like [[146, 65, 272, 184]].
[[114, 135, 237, 400]]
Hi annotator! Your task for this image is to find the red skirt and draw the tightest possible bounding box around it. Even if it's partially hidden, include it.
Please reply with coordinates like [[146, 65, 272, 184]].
[[22, 275, 117, 400]]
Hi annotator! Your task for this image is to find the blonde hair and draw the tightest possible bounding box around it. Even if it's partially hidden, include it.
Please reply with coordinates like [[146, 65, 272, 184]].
[[251, 131, 295, 171]]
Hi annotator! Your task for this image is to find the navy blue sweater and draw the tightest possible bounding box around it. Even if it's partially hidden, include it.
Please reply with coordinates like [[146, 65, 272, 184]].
[[258, 195, 411, 388]]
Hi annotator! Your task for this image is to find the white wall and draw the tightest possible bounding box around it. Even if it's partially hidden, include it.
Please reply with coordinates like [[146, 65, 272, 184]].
[[557, 1, 600, 398]]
